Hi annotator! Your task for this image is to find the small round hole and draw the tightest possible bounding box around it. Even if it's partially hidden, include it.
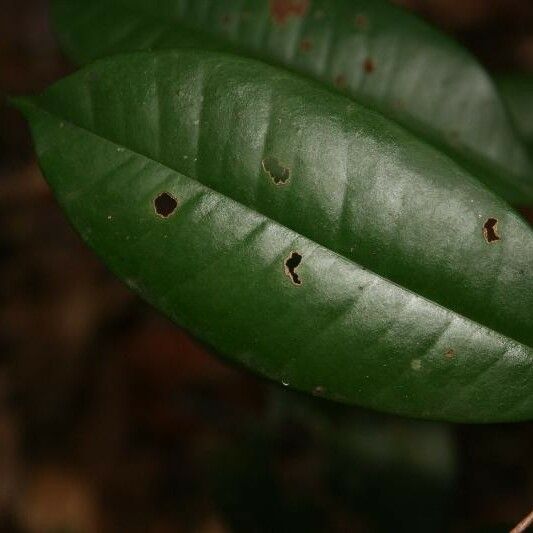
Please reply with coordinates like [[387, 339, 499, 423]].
[[154, 192, 178, 218]]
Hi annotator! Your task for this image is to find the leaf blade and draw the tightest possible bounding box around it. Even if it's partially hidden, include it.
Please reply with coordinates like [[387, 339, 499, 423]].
[[16, 50, 533, 422]]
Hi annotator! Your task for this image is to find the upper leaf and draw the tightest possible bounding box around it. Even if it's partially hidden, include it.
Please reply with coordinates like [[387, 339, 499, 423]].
[[497, 74, 533, 150], [16, 50, 533, 422], [51, 0, 533, 204]]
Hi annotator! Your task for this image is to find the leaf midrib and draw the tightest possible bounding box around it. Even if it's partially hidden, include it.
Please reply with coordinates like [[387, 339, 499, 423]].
[[22, 97, 531, 351]]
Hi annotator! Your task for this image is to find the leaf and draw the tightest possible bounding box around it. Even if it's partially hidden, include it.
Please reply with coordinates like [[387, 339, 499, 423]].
[[51, 0, 533, 205], [15, 50, 533, 422], [496, 74, 533, 149]]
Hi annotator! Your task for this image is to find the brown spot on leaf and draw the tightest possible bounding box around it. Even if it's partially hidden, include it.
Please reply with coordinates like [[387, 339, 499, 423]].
[[269, 0, 309, 24], [483, 218, 500, 243], [220, 14, 231, 25], [448, 130, 461, 145], [355, 14, 368, 29], [299, 38, 312, 52], [363, 58, 375, 73], [154, 192, 178, 218], [262, 156, 290, 185], [444, 348, 456, 359], [313, 386, 325, 396], [392, 99, 405, 111], [284, 251, 303, 286], [334, 74, 347, 88]]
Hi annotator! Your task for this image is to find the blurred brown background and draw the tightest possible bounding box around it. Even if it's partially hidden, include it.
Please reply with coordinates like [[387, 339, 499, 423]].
[[1, 1, 532, 532]]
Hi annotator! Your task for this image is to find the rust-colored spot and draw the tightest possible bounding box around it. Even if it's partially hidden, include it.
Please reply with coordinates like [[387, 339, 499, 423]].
[[154, 192, 178, 218], [269, 0, 309, 24], [284, 251, 303, 286], [334, 74, 347, 89], [262, 156, 290, 185], [392, 99, 405, 111], [483, 218, 500, 243], [363, 58, 375, 74], [299, 38, 312, 52], [355, 14, 368, 29], [448, 130, 460, 145], [444, 348, 456, 359]]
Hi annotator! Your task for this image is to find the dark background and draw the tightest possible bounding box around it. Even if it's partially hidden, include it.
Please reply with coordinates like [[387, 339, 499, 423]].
[[1, 1, 532, 532]]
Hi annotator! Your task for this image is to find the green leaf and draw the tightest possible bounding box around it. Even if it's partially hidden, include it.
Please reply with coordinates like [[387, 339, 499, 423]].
[[496, 74, 533, 149], [15, 50, 533, 422], [51, 0, 533, 205]]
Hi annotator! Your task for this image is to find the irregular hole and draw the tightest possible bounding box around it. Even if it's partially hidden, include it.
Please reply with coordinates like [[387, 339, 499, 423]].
[[262, 156, 291, 185], [483, 218, 500, 243], [154, 192, 178, 218], [269, 0, 309, 24], [363, 58, 375, 74], [284, 252, 302, 286]]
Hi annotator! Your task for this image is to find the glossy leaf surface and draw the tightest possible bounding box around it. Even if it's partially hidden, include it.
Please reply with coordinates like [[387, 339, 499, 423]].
[[497, 74, 533, 149], [51, 0, 533, 204], [16, 51, 533, 422]]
